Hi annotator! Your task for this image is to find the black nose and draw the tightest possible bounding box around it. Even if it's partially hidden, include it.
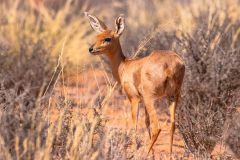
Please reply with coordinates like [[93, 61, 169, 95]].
[[89, 47, 93, 53]]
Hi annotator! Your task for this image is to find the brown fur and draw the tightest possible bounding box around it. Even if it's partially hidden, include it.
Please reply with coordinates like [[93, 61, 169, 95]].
[[86, 14, 185, 158]]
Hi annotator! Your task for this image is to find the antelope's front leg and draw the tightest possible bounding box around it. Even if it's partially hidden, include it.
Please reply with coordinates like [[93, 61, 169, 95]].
[[123, 82, 141, 149], [130, 97, 140, 131], [123, 82, 140, 131], [129, 97, 140, 150]]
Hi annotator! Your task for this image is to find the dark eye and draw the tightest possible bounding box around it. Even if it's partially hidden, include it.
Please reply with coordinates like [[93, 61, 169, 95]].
[[104, 38, 112, 42]]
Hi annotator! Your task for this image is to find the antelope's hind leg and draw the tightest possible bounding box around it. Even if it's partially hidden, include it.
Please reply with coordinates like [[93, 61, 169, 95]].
[[168, 94, 179, 157], [144, 106, 151, 139]]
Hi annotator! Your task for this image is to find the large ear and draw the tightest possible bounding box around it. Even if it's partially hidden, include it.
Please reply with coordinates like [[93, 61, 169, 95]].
[[84, 12, 107, 33], [115, 15, 125, 36]]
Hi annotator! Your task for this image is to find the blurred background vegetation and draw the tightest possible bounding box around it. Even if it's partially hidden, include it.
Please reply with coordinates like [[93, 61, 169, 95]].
[[0, 0, 240, 159]]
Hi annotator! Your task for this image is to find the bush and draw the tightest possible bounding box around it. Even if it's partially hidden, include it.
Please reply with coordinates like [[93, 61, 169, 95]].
[[224, 111, 240, 159], [0, 41, 52, 160], [176, 6, 240, 156]]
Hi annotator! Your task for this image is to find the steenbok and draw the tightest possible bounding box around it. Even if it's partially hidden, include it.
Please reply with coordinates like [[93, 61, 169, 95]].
[[85, 12, 185, 157]]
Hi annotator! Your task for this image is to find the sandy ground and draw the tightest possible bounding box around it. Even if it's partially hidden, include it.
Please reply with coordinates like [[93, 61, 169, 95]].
[[48, 68, 231, 159]]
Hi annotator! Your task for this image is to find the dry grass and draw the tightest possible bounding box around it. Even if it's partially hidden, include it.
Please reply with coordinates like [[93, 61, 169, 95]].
[[0, 0, 240, 159]]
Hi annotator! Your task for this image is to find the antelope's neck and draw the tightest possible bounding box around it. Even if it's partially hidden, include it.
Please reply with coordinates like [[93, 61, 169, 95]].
[[106, 44, 125, 83]]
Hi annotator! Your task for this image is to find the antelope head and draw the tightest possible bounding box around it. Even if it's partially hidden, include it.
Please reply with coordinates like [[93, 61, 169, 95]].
[[85, 12, 125, 56]]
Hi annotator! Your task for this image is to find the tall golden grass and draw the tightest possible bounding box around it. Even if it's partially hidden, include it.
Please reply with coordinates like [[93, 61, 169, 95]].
[[0, 0, 96, 67]]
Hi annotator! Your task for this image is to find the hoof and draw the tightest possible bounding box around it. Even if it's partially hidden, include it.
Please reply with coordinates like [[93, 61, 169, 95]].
[[147, 128, 161, 155]]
